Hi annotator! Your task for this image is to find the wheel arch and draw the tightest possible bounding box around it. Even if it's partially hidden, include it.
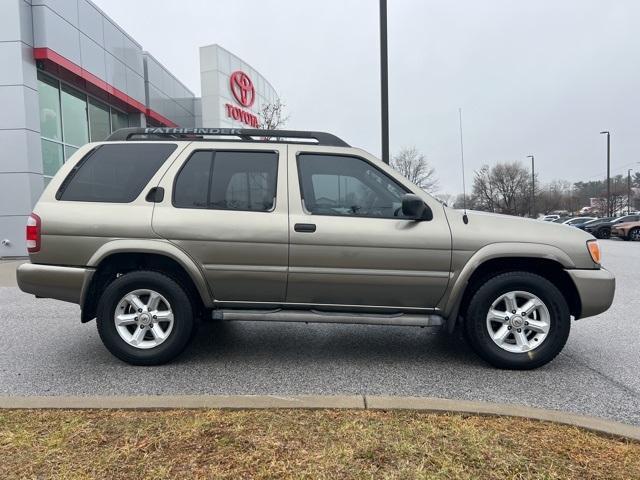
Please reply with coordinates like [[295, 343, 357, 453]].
[[443, 244, 581, 332], [81, 240, 213, 322]]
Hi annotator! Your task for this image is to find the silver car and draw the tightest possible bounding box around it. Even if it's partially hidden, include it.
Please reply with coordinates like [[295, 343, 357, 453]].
[[17, 128, 615, 369]]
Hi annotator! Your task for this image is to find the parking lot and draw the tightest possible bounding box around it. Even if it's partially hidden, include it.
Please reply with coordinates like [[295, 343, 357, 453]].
[[1, 240, 639, 425]]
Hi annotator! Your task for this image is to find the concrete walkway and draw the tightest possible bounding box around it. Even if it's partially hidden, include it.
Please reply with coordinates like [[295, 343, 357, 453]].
[[1, 394, 638, 441], [0, 259, 23, 287]]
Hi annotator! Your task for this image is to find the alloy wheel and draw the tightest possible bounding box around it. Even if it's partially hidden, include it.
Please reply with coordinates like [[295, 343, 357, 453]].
[[113, 289, 174, 349], [486, 290, 551, 353]]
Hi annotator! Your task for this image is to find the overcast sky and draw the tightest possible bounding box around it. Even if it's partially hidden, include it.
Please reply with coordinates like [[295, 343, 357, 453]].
[[93, 0, 640, 194]]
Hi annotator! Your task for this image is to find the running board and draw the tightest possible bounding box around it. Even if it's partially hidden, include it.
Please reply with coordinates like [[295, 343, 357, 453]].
[[212, 308, 444, 328]]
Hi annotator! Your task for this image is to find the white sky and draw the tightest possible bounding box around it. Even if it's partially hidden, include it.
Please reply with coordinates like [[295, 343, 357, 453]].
[[93, 0, 640, 194]]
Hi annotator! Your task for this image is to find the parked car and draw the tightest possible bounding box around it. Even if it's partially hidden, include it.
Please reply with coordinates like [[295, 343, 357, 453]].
[[562, 217, 596, 227], [576, 217, 613, 231], [611, 220, 640, 241], [541, 215, 560, 222], [552, 216, 571, 223], [16, 127, 615, 370], [584, 215, 640, 239]]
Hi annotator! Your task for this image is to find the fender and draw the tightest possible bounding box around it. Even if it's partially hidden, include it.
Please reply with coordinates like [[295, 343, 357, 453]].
[[85, 239, 214, 307], [441, 242, 575, 331]]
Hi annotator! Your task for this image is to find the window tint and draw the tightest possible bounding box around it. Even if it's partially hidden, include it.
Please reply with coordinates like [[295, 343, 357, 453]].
[[89, 99, 111, 141], [61, 84, 88, 146], [173, 151, 278, 212], [58, 143, 177, 202], [297, 154, 408, 218], [173, 151, 212, 208]]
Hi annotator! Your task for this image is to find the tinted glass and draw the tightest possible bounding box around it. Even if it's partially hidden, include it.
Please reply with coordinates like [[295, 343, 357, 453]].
[[38, 74, 62, 141], [173, 151, 212, 208], [111, 110, 129, 131], [41, 139, 64, 177], [61, 84, 88, 146], [89, 99, 111, 141], [59, 144, 177, 202], [173, 151, 278, 212], [210, 151, 277, 211], [297, 154, 408, 218]]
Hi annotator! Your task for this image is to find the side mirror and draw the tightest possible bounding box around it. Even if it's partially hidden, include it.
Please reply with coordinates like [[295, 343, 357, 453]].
[[401, 194, 433, 221]]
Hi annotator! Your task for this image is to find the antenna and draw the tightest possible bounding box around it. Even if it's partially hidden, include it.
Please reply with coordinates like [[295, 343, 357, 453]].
[[458, 108, 469, 224]]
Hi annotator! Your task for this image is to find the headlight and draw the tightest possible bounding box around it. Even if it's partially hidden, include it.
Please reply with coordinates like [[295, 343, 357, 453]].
[[587, 240, 601, 264]]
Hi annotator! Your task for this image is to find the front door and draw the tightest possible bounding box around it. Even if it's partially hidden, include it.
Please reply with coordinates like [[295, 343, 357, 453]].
[[153, 142, 289, 302], [286, 147, 452, 309]]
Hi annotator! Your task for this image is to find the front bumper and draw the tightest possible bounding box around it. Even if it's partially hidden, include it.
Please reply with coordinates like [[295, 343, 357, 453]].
[[16, 262, 94, 305], [566, 267, 615, 319]]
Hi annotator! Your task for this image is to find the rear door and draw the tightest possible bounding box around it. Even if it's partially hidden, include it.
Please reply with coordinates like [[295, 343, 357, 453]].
[[152, 142, 289, 303]]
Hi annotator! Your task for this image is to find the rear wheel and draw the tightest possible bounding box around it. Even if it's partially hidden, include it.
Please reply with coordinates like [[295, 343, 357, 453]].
[[629, 228, 640, 241], [597, 228, 610, 239], [96, 271, 195, 365], [464, 271, 570, 370]]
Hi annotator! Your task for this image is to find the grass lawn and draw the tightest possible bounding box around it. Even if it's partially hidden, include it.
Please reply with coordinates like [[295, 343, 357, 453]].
[[0, 409, 638, 479]]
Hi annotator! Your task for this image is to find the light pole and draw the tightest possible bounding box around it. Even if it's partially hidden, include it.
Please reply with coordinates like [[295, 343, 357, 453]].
[[600, 131, 610, 216], [379, 0, 390, 164], [628, 169, 633, 215], [527, 155, 535, 217]]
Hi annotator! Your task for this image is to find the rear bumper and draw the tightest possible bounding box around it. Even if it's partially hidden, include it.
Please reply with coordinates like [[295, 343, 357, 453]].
[[566, 267, 615, 319], [610, 228, 624, 238], [16, 262, 94, 305]]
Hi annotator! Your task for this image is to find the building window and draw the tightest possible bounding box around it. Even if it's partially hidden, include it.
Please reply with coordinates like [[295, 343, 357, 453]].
[[37, 72, 134, 183], [37, 75, 62, 142], [89, 99, 111, 142]]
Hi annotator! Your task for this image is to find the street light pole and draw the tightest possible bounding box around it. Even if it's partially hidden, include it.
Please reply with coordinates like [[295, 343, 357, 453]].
[[628, 169, 633, 215], [527, 155, 535, 217], [379, 0, 390, 164], [600, 131, 610, 216]]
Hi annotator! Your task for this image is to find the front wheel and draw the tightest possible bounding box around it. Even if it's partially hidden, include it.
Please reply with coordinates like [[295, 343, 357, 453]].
[[597, 228, 610, 239], [464, 271, 570, 370], [629, 228, 640, 241], [96, 271, 196, 365]]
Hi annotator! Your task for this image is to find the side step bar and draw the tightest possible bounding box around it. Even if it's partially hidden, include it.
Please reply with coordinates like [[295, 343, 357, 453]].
[[212, 308, 444, 328]]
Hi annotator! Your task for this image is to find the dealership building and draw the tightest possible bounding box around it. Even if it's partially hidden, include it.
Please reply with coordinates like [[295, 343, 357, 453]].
[[1, 0, 279, 257]]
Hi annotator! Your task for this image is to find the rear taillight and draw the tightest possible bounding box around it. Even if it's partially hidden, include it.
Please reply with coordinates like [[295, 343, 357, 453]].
[[26, 213, 41, 253]]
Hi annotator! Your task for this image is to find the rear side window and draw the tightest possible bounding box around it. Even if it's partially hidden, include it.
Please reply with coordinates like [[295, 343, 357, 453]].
[[173, 150, 278, 212], [58, 143, 177, 202]]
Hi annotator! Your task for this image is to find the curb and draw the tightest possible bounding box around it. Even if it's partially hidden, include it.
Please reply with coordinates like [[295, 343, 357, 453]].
[[0, 394, 639, 441]]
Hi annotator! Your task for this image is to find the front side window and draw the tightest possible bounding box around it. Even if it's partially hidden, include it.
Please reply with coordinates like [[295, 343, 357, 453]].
[[173, 151, 278, 212], [297, 154, 408, 218], [58, 143, 177, 202]]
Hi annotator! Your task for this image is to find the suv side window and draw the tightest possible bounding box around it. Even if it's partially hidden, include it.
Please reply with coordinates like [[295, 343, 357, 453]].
[[58, 143, 177, 202], [297, 153, 409, 218], [173, 150, 278, 212]]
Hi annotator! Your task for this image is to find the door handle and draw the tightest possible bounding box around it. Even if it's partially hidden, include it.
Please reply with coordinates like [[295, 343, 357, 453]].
[[294, 223, 316, 233]]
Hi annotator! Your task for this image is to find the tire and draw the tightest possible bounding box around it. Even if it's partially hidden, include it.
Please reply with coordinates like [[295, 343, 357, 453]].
[[629, 228, 640, 241], [96, 271, 196, 366], [464, 271, 570, 370], [597, 228, 610, 239]]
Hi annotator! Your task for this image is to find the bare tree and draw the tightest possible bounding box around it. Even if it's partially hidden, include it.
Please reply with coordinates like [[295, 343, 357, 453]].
[[471, 161, 531, 216], [390, 147, 439, 193], [258, 98, 289, 130]]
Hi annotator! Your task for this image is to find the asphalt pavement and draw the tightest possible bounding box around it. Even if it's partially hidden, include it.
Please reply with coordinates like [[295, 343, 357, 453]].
[[1, 240, 639, 425]]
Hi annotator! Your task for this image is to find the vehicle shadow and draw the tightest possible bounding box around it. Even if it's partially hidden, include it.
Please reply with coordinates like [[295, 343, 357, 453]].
[[180, 319, 479, 367]]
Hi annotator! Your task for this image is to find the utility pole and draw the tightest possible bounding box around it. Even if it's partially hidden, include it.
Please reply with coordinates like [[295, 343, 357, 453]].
[[527, 155, 535, 217], [600, 131, 611, 216], [379, 0, 390, 164], [629, 169, 633, 215]]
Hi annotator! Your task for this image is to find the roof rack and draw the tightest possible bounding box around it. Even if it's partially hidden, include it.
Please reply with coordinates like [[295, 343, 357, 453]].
[[106, 127, 350, 147]]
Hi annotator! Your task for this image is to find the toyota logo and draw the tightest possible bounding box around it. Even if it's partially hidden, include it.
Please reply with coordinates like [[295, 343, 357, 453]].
[[229, 71, 255, 108]]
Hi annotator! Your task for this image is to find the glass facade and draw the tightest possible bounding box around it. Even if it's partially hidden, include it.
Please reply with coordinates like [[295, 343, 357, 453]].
[[37, 72, 140, 183]]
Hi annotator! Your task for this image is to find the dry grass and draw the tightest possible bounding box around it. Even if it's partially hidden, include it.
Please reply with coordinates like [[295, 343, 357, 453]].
[[0, 409, 638, 479]]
